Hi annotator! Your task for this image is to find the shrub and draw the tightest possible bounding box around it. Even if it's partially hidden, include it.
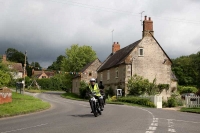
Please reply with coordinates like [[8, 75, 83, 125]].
[[79, 81, 88, 99], [105, 87, 114, 98], [117, 96, 155, 108], [167, 98, 176, 107]]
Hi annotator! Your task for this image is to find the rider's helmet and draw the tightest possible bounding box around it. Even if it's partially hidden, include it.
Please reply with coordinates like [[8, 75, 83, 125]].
[[90, 78, 96, 82]]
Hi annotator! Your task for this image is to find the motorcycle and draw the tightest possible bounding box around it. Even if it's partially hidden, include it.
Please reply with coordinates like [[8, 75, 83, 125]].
[[90, 93, 102, 117]]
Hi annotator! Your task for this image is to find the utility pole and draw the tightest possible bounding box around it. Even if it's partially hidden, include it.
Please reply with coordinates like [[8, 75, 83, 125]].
[[140, 11, 145, 26], [23, 51, 27, 94]]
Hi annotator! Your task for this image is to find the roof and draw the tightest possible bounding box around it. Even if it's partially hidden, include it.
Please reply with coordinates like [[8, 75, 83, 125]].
[[9, 63, 23, 72], [98, 40, 141, 72], [32, 70, 55, 78]]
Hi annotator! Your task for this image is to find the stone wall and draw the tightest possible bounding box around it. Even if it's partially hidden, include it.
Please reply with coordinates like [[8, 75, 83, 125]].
[[0, 87, 12, 104]]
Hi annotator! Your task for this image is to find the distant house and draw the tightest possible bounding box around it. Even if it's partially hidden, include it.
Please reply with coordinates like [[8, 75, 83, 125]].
[[32, 69, 55, 79], [1, 55, 24, 79], [72, 59, 101, 94], [97, 16, 177, 100]]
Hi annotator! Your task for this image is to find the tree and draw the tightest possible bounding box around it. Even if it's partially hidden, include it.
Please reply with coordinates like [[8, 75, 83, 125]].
[[62, 44, 97, 72], [61, 44, 97, 92], [48, 55, 65, 70], [0, 63, 12, 87], [30, 62, 42, 70], [5, 48, 27, 66]]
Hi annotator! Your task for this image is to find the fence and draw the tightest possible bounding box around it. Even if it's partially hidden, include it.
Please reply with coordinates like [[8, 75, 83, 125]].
[[141, 95, 162, 108], [185, 95, 200, 108]]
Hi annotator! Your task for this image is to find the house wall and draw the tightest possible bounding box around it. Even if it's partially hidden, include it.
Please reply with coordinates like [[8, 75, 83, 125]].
[[38, 73, 48, 79], [11, 72, 23, 79], [129, 35, 174, 99], [72, 59, 102, 94], [97, 65, 126, 94]]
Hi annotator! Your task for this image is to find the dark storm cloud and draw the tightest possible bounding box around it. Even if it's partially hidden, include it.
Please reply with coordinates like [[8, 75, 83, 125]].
[[1, 0, 200, 67]]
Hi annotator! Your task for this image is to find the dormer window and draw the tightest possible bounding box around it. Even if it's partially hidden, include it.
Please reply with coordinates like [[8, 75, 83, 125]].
[[139, 48, 144, 56]]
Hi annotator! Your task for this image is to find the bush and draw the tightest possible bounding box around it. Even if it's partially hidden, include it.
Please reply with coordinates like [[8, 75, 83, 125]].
[[79, 81, 88, 99], [105, 87, 114, 98], [167, 98, 176, 107], [117, 96, 155, 108]]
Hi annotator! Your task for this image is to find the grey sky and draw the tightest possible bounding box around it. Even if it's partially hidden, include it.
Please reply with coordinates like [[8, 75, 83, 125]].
[[0, 0, 200, 68]]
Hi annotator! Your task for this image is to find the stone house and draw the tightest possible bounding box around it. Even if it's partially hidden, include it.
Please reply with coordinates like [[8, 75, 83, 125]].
[[1, 55, 24, 79], [72, 59, 101, 94], [97, 16, 177, 100]]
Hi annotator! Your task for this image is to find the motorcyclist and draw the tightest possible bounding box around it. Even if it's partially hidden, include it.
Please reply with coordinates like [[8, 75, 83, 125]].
[[98, 80, 106, 105], [87, 78, 103, 113]]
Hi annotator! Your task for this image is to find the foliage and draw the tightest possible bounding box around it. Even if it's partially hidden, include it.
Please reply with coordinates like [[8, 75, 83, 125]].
[[30, 62, 42, 70], [172, 51, 200, 87], [167, 97, 176, 107], [62, 44, 97, 72], [5, 48, 27, 66], [0, 63, 12, 87], [79, 81, 88, 98], [146, 78, 158, 95], [158, 84, 169, 93], [163, 93, 183, 107], [48, 55, 65, 71], [105, 87, 115, 97], [127, 75, 149, 96], [178, 86, 198, 94], [0, 70, 12, 87], [117, 96, 155, 108]]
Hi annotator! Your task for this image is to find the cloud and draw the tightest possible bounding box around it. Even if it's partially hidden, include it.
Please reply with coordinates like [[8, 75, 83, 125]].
[[1, 0, 200, 67]]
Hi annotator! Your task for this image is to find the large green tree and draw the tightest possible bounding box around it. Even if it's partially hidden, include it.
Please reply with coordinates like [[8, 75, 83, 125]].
[[172, 52, 200, 87], [61, 44, 97, 92], [5, 48, 27, 66], [62, 44, 97, 72]]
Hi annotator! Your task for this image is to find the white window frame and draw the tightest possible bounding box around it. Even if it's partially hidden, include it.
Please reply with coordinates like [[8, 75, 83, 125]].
[[107, 70, 110, 80], [138, 48, 144, 56]]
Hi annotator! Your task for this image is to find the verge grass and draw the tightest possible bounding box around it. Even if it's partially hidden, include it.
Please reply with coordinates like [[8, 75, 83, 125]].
[[0, 92, 50, 118], [180, 107, 200, 114]]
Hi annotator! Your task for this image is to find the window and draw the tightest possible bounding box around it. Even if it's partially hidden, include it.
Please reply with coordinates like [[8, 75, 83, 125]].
[[139, 48, 144, 56], [116, 67, 118, 78], [107, 70, 110, 80], [89, 72, 92, 76]]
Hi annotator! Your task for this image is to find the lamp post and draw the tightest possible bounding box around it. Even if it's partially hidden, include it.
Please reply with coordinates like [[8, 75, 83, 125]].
[[23, 51, 27, 94]]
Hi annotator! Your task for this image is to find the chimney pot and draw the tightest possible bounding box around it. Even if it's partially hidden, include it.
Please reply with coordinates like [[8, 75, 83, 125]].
[[145, 16, 147, 20], [149, 17, 151, 20], [117, 42, 118, 44]]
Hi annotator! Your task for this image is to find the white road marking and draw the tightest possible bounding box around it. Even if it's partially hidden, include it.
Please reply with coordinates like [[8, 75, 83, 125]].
[[0, 123, 48, 133], [159, 117, 200, 124], [168, 119, 176, 132]]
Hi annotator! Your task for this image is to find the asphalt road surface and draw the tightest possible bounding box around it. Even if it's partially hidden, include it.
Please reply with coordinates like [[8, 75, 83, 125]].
[[0, 92, 200, 133]]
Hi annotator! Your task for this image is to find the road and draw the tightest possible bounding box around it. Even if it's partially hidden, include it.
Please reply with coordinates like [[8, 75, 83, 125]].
[[0, 92, 200, 133]]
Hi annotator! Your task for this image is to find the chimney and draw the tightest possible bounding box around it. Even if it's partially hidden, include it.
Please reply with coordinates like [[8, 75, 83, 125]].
[[142, 16, 154, 37], [2, 55, 7, 62], [112, 42, 120, 53]]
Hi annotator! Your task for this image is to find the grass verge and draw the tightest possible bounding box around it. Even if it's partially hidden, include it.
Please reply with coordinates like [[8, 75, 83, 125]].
[[180, 107, 200, 114], [0, 92, 50, 118]]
